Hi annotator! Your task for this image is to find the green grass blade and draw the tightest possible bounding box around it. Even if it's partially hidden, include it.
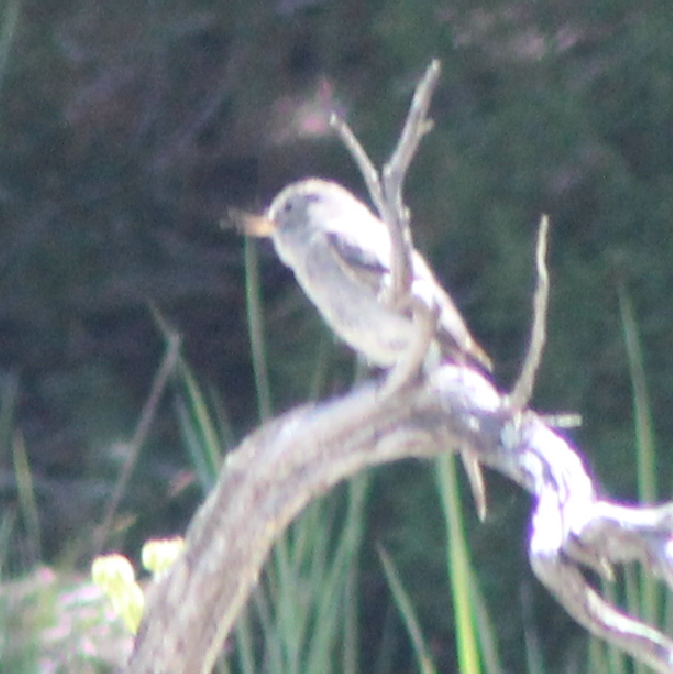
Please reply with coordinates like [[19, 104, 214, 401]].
[[206, 384, 237, 451], [12, 431, 41, 561], [305, 477, 367, 674], [378, 545, 438, 674], [617, 283, 658, 632], [0, 509, 16, 576], [436, 453, 483, 674], [244, 237, 272, 421], [600, 578, 628, 674], [343, 563, 358, 674], [233, 604, 257, 674], [521, 582, 545, 674], [175, 362, 224, 490], [472, 576, 503, 674], [617, 284, 656, 503]]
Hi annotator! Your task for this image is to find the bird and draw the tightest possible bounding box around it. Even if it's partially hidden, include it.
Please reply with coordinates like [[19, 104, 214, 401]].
[[238, 178, 492, 518]]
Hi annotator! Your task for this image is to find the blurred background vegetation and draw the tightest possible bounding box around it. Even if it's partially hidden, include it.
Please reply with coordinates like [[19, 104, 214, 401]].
[[1, 0, 673, 671]]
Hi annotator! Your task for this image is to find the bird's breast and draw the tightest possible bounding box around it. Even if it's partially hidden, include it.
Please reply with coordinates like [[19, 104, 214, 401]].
[[276, 234, 414, 367]]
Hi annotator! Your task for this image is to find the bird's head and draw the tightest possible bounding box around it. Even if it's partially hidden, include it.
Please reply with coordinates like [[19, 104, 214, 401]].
[[234, 179, 357, 239], [266, 179, 358, 236]]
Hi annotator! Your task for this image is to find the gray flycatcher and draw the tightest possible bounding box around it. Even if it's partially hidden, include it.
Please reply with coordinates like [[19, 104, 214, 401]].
[[239, 178, 492, 518]]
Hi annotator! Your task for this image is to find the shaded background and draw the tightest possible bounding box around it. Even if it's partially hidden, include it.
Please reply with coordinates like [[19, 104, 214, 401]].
[[2, 0, 673, 671]]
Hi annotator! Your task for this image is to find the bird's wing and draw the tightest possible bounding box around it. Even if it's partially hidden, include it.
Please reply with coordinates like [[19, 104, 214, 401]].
[[411, 252, 493, 371], [325, 227, 391, 293], [327, 222, 493, 371]]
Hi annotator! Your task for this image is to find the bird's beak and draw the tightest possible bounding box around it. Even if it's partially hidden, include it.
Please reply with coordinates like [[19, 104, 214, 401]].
[[236, 211, 278, 238]]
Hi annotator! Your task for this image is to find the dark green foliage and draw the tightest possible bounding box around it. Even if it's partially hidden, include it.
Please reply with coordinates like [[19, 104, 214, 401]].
[[2, 0, 672, 671]]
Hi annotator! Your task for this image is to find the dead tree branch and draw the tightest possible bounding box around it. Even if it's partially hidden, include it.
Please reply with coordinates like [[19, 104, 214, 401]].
[[331, 60, 442, 393], [128, 366, 673, 674], [507, 214, 550, 409]]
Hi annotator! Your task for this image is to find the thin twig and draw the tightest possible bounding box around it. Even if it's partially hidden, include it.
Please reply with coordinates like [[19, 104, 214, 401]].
[[93, 318, 181, 556], [542, 413, 583, 428], [331, 61, 442, 312], [329, 114, 385, 217], [244, 237, 272, 422], [507, 215, 550, 409], [382, 60, 442, 308], [384, 60, 441, 214]]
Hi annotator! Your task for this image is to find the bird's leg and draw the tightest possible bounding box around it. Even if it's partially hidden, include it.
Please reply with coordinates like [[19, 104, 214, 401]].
[[380, 297, 439, 397]]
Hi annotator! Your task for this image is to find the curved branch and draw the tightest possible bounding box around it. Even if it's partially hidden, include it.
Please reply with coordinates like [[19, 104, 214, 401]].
[[128, 366, 673, 674], [128, 372, 481, 674]]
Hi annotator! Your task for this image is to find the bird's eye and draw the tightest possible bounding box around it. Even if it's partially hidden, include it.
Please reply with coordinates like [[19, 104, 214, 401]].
[[283, 201, 293, 213]]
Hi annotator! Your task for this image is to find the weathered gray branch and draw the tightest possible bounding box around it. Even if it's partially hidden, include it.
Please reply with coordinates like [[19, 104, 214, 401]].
[[507, 214, 550, 409], [127, 366, 673, 674]]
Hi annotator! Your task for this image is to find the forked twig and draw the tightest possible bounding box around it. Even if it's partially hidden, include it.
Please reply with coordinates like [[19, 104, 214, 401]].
[[330, 60, 443, 391]]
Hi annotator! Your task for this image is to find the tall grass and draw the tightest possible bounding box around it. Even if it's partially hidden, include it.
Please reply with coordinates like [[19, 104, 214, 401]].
[[582, 281, 663, 674]]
